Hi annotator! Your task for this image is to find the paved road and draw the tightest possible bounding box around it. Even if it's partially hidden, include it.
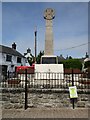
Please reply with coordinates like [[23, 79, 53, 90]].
[[1, 108, 89, 119]]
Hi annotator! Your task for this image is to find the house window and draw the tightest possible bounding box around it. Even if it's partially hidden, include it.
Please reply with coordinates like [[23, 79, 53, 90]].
[[17, 57, 21, 63], [6, 55, 12, 62]]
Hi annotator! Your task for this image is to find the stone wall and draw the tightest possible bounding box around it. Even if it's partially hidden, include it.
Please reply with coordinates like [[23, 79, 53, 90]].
[[1, 89, 90, 109]]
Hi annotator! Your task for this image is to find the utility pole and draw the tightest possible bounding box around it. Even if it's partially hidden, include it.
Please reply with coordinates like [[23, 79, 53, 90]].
[[34, 27, 37, 63]]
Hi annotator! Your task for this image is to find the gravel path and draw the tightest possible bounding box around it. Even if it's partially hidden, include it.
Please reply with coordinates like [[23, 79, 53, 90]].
[[1, 108, 89, 119]]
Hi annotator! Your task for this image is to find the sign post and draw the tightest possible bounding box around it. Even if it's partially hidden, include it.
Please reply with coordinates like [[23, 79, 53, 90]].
[[69, 86, 78, 98], [69, 86, 78, 109]]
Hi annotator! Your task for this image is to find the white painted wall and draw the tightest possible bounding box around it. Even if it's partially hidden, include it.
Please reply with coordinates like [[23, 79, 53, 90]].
[[0, 52, 26, 72], [21, 57, 26, 66], [0, 53, 2, 65], [35, 64, 64, 80]]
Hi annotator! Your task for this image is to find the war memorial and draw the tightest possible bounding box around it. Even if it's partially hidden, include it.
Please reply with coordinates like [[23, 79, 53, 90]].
[[35, 8, 64, 79], [1, 8, 89, 119], [42, 8, 58, 63]]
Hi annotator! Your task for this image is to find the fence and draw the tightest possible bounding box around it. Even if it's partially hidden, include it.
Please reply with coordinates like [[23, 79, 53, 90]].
[[0, 70, 90, 90], [0, 69, 90, 109]]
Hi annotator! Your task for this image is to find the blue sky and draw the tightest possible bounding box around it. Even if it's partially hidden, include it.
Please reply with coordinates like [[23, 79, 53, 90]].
[[0, 2, 2, 45], [2, 2, 88, 58]]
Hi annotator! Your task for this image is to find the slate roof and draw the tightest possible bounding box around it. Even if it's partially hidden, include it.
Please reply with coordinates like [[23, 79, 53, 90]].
[[58, 55, 65, 63], [0, 45, 25, 58]]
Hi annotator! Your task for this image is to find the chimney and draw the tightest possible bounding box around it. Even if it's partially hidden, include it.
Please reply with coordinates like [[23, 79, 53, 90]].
[[12, 42, 16, 50]]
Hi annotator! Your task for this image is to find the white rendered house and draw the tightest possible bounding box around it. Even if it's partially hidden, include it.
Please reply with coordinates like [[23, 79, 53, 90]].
[[0, 43, 26, 74]]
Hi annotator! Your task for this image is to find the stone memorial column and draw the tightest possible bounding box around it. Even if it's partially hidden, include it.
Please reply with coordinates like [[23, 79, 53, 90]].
[[44, 8, 55, 55]]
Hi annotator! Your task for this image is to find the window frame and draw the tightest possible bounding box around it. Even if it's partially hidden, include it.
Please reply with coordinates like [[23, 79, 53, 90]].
[[17, 57, 21, 63], [6, 54, 12, 62]]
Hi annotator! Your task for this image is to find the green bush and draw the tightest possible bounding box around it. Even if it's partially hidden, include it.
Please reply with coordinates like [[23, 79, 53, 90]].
[[61, 59, 82, 70]]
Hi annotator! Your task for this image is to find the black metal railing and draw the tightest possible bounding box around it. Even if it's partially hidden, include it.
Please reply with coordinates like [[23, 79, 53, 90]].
[[0, 70, 90, 90], [1, 69, 90, 110]]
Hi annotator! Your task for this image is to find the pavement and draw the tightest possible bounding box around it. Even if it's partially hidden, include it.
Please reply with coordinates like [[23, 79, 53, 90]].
[[1, 108, 89, 119]]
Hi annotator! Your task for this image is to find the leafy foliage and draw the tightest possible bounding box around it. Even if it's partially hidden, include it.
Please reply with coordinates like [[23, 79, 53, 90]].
[[61, 59, 82, 70], [36, 51, 44, 64]]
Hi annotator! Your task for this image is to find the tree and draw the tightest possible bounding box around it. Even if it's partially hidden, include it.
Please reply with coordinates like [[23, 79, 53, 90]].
[[61, 59, 82, 70], [36, 51, 44, 64], [68, 56, 72, 59]]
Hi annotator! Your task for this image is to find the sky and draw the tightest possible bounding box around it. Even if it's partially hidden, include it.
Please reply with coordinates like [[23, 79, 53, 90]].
[[1, 0, 90, 2], [1, 2, 89, 58], [0, 2, 2, 45]]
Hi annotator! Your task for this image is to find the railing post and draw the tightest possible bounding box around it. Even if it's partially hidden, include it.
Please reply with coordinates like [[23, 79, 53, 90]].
[[72, 69, 75, 109], [25, 69, 28, 110], [72, 69, 74, 86]]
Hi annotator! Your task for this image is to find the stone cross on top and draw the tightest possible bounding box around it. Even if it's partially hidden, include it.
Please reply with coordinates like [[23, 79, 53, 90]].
[[44, 8, 55, 55], [44, 8, 55, 20]]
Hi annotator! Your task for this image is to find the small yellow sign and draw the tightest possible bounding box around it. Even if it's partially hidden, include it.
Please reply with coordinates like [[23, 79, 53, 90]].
[[69, 86, 78, 98]]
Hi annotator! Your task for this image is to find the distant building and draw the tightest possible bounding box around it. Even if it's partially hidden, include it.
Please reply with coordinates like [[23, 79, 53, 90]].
[[0, 43, 26, 74], [78, 52, 89, 63], [24, 48, 34, 66], [57, 54, 65, 64], [24, 48, 32, 58], [81, 52, 90, 72]]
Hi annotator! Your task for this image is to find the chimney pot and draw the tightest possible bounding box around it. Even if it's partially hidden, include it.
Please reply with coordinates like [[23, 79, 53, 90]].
[[12, 42, 16, 50]]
